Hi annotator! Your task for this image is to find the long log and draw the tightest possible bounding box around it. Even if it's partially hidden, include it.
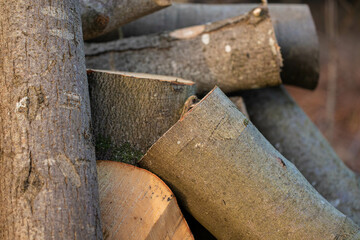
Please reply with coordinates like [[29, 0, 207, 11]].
[[0, 1, 102, 239], [122, 3, 319, 89], [97, 161, 194, 240], [85, 6, 283, 95], [139, 87, 360, 239], [88, 70, 196, 155], [80, 0, 171, 40], [241, 86, 360, 225]]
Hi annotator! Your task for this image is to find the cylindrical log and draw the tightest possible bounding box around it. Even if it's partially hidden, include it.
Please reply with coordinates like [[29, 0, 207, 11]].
[[229, 96, 249, 118], [85, 6, 283, 95], [80, 0, 171, 40], [241, 86, 360, 225], [97, 161, 194, 240], [88, 69, 196, 155], [122, 3, 319, 89], [139, 87, 360, 239], [0, 1, 102, 239]]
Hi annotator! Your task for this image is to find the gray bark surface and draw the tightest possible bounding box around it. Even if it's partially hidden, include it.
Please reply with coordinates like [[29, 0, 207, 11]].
[[122, 3, 319, 89], [88, 70, 196, 153], [81, 0, 171, 40], [0, 1, 102, 239], [241, 86, 360, 225], [85, 6, 283, 95], [139, 87, 360, 240]]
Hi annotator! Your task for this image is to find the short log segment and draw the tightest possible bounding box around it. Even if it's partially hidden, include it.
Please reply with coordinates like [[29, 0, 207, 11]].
[[88, 70, 196, 154], [139, 87, 360, 239], [122, 3, 319, 89], [241, 86, 360, 225], [97, 161, 194, 240], [80, 0, 171, 40], [85, 6, 283, 94]]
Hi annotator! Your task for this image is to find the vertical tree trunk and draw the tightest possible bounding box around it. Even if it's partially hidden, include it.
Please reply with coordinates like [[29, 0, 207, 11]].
[[0, 1, 102, 239]]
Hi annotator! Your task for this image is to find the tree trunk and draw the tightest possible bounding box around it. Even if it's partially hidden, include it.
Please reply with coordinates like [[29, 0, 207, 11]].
[[139, 87, 360, 239], [241, 86, 360, 225], [88, 70, 196, 155], [80, 0, 171, 40], [122, 3, 319, 90], [0, 1, 102, 239], [85, 6, 283, 95], [97, 161, 194, 240]]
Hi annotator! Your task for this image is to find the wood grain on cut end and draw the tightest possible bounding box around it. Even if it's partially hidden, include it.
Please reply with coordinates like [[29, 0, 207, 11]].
[[97, 161, 194, 240], [154, 0, 172, 7]]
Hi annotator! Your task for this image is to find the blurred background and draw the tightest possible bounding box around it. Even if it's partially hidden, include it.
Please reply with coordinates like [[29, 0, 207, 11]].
[[175, 0, 360, 173]]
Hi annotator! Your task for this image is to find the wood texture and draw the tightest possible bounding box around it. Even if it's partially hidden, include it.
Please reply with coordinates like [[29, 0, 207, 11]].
[[80, 0, 171, 40], [230, 96, 249, 118], [241, 86, 360, 225], [97, 161, 194, 240], [85, 6, 283, 94], [88, 69, 196, 154], [0, 1, 102, 239], [122, 3, 319, 89], [139, 87, 360, 239]]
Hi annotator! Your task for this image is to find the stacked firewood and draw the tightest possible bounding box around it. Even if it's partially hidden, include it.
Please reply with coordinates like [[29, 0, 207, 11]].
[[1, 0, 359, 239], [84, 1, 360, 239]]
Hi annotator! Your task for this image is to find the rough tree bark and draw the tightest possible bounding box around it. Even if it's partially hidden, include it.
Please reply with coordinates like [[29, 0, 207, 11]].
[[0, 1, 102, 239], [97, 161, 194, 240], [122, 3, 319, 90], [241, 86, 360, 225], [139, 87, 360, 240], [80, 0, 172, 40], [85, 6, 283, 95], [88, 70, 196, 154]]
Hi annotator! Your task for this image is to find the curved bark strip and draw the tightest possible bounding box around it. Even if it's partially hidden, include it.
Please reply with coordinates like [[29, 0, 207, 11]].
[[139, 87, 360, 239], [81, 0, 171, 40], [0, 1, 102, 239], [241, 86, 360, 225], [88, 69, 196, 154], [97, 161, 194, 240], [122, 3, 319, 89], [85, 6, 283, 95]]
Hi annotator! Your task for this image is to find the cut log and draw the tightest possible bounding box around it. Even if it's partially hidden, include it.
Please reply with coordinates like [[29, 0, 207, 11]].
[[229, 96, 249, 118], [85, 6, 283, 95], [97, 161, 194, 240], [139, 87, 360, 239], [80, 0, 171, 40], [241, 86, 360, 225], [0, 1, 102, 239], [122, 3, 319, 90], [88, 69, 196, 156]]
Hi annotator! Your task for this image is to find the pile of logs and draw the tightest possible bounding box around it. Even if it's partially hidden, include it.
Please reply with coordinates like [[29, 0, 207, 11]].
[[1, 0, 359, 239]]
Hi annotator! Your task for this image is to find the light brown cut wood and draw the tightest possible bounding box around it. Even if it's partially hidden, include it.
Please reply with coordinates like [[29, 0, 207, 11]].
[[139, 87, 360, 240], [241, 86, 360, 225], [97, 160, 194, 240], [80, 0, 171, 40], [122, 3, 319, 89], [0, 1, 102, 239], [88, 69, 196, 155], [85, 6, 283, 94]]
